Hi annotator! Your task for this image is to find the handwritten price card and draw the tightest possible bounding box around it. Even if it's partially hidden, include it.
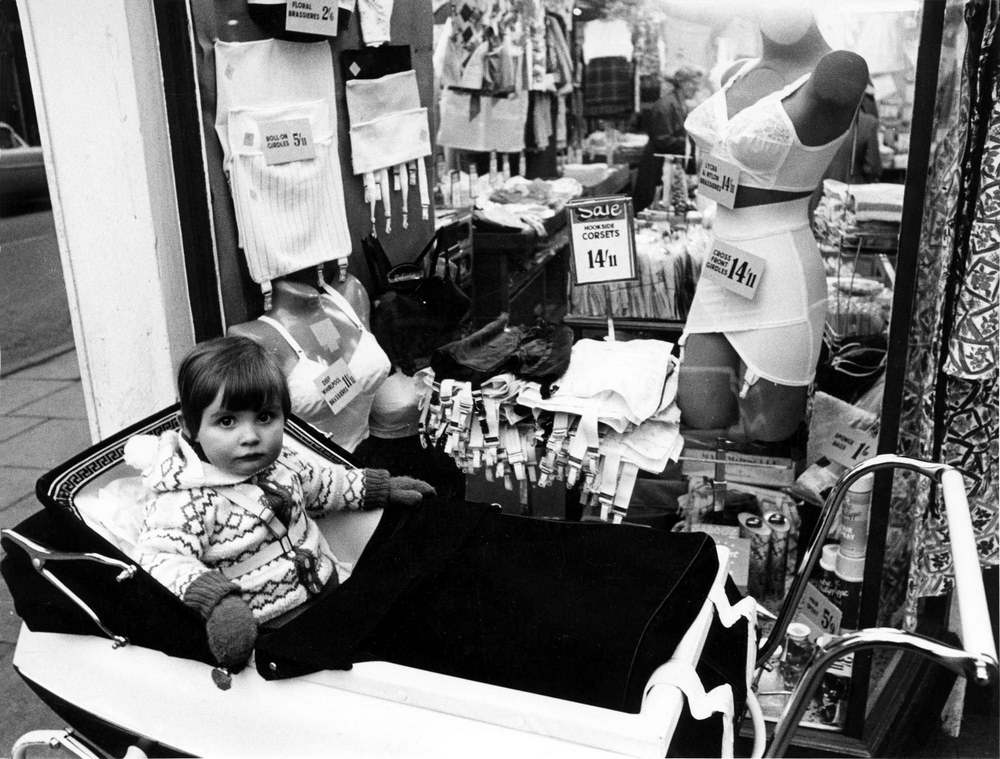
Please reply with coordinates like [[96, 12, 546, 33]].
[[702, 239, 766, 300], [285, 1, 339, 36], [314, 358, 361, 414], [819, 419, 879, 469], [796, 582, 843, 640], [565, 195, 638, 286], [261, 118, 316, 166], [698, 155, 740, 209]]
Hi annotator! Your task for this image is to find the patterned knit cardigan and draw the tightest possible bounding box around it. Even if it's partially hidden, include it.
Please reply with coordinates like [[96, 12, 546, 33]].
[[127, 431, 372, 623]]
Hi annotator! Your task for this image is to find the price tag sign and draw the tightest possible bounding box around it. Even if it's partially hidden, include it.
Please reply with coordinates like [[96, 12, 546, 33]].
[[819, 419, 878, 469], [796, 582, 843, 640], [261, 118, 316, 166], [314, 358, 361, 414], [702, 239, 765, 299], [565, 195, 637, 285], [285, 1, 339, 36], [697, 154, 740, 209]]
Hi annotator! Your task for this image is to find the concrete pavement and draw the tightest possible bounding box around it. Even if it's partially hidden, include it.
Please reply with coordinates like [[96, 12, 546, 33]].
[[0, 209, 74, 375], [0, 349, 89, 754]]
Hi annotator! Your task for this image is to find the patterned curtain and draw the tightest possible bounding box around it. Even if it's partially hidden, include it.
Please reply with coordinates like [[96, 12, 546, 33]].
[[888, 0, 999, 632]]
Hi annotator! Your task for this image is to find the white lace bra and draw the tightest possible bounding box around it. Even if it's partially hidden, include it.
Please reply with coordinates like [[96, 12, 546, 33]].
[[685, 59, 850, 193], [257, 314, 332, 423]]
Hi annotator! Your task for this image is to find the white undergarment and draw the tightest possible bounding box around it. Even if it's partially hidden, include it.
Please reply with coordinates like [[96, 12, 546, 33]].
[[682, 198, 826, 387], [344, 71, 432, 175], [214, 39, 337, 172], [214, 39, 352, 281], [518, 339, 674, 432], [357, 0, 393, 46], [437, 87, 529, 154], [685, 59, 849, 193], [227, 100, 352, 284]]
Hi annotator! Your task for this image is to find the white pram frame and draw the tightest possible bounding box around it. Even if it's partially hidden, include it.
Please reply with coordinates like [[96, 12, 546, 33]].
[[4, 419, 997, 759]]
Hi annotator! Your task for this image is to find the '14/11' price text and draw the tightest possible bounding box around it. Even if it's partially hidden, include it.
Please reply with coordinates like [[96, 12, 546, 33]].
[[586, 249, 618, 269], [725, 257, 757, 288]]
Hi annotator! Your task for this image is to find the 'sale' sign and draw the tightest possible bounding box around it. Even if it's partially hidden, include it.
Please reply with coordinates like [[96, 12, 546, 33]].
[[565, 195, 638, 286]]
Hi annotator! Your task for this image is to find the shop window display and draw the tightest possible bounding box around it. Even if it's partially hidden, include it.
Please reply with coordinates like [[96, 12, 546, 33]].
[[9, 0, 997, 757], [197, 0, 943, 751]]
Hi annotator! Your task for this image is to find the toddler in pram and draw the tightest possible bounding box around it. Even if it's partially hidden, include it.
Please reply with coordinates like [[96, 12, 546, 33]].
[[2, 337, 756, 757]]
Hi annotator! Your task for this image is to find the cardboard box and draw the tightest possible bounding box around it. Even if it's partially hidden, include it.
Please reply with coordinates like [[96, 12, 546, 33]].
[[680, 448, 796, 487]]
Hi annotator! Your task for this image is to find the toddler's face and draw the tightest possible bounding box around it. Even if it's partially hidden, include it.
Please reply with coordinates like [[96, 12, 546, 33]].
[[194, 387, 284, 478]]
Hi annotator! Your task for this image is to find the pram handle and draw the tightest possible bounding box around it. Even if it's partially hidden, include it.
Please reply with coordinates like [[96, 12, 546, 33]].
[[938, 467, 997, 681], [760, 455, 998, 758], [767, 627, 998, 758], [757, 454, 968, 668], [11, 729, 148, 759], [1, 528, 136, 648]]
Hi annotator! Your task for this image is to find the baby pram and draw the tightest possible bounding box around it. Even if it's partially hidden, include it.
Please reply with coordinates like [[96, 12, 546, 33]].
[[2, 405, 995, 758]]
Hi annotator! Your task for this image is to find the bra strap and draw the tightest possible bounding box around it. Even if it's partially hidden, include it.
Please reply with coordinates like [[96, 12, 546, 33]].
[[258, 314, 309, 360], [722, 57, 760, 91], [321, 284, 365, 330], [776, 71, 812, 99]]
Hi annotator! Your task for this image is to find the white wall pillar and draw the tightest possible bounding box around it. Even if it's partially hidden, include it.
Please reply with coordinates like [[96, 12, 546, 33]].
[[17, 0, 195, 439]]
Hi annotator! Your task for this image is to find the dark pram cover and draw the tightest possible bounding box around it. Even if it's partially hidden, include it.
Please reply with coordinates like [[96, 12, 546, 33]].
[[257, 499, 746, 717]]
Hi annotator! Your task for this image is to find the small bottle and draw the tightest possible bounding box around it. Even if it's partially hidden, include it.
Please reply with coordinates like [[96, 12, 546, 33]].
[[765, 511, 791, 601], [739, 512, 772, 600], [435, 154, 448, 201], [814, 543, 841, 601], [468, 163, 479, 200], [814, 634, 850, 726], [840, 474, 873, 558], [780, 622, 814, 689], [834, 551, 865, 631]]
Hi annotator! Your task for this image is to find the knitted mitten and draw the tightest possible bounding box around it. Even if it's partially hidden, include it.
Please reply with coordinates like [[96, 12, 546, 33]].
[[362, 469, 436, 508], [184, 571, 258, 670], [206, 596, 257, 670], [388, 475, 437, 506]]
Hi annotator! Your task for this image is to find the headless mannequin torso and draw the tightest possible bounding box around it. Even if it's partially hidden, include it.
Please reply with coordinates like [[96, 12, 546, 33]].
[[677, 14, 868, 442], [228, 276, 390, 452], [725, 19, 866, 207]]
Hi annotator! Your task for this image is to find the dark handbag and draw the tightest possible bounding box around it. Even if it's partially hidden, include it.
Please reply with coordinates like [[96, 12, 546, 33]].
[[815, 333, 887, 403], [430, 313, 574, 389], [431, 314, 524, 384], [364, 232, 471, 374]]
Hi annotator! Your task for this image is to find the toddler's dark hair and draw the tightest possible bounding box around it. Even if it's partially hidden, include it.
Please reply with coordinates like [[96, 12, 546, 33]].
[[177, 336, 290, 436]]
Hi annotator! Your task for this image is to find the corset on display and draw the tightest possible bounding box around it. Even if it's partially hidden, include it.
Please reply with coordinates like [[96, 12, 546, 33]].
[[684, 59, 850, 193]]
